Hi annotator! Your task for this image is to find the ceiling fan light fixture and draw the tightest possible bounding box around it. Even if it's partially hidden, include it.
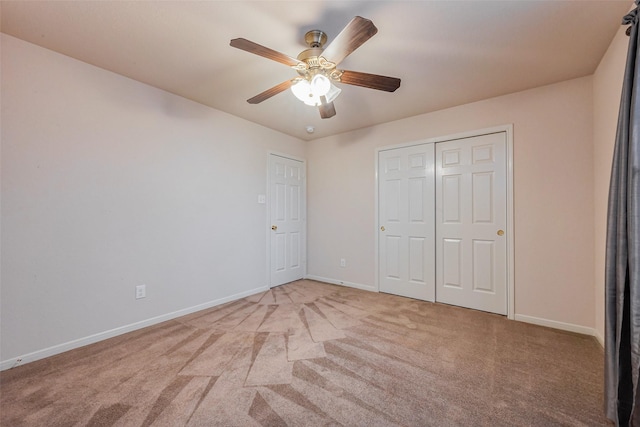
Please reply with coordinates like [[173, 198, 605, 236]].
[[291, 75, 341, 107], [291, 79, 321, 106]]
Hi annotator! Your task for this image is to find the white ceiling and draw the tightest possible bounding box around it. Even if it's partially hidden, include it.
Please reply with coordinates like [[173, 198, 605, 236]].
[[1, 1, 631, 141]]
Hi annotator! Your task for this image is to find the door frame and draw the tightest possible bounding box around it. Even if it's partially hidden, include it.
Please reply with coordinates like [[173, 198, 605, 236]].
[[266, 151, 307, 289], [374, 125, 515, 319]]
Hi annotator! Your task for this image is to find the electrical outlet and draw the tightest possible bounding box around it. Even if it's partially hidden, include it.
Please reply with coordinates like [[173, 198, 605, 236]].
[[135, 284, 146, 299], [340, 258, 346, 268]]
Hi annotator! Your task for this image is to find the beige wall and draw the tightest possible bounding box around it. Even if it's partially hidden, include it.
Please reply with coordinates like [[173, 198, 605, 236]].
[[0, 34, 305, 366], [307, 76, 596, 331], [593, 26, 629, 343]]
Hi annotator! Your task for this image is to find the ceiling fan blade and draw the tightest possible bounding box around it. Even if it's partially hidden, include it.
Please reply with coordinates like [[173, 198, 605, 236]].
[[321, 16, 378, 66], [339, 70, 401, 92], [247, 80, 294, 104], [319, 96, 336, 119], [230, 38, 301, 67]]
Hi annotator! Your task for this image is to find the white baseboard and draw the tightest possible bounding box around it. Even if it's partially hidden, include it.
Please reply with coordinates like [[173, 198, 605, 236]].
[[593, 329, 605, 348], [0, 285, 268, 371], [514, 314, 599, 341], [305, 275, 377, 292]]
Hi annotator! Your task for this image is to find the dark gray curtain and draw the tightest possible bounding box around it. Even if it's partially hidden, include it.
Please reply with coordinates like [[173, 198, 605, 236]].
[[605, 2, 640, 425]]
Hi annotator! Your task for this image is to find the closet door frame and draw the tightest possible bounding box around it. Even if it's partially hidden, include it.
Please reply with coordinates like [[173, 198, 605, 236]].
[[374, 124, 514, 319]]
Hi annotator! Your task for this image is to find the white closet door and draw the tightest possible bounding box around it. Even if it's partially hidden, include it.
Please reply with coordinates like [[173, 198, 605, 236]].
[[435, 132, 507, 315], [378, 143, 435, 301]]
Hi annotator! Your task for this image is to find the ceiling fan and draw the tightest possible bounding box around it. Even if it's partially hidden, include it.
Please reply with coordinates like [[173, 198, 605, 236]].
[[230, 16, 401, 119]]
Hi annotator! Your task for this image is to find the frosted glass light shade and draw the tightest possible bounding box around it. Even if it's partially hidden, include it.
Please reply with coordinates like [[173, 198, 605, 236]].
[[291, 79, 312, 103], [311, 74, 330, 96], [324, 84, 341, 103], [291, 77, 341, 107]]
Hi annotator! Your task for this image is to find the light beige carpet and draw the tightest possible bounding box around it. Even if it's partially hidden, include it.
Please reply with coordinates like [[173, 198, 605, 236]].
[[0, 280, 609, 426]]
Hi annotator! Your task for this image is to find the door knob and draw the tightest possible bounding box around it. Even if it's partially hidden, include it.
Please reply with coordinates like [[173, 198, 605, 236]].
[[380, 226, 385, 231], [271, 225, 277, 231], [497, 229, 504, 236]]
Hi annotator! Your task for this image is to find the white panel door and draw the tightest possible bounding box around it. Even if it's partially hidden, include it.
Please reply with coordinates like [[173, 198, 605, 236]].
[[270, 154, 305, 287], [378, 143, 435, 301], [435, 132, 507, 314]]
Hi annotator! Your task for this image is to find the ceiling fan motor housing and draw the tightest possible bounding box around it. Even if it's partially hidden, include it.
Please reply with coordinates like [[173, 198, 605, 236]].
[[296, 31, 341, 81], [295, 30, 341, 80], [294, 50, 341, 81], [296, 47, 324, 64]]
